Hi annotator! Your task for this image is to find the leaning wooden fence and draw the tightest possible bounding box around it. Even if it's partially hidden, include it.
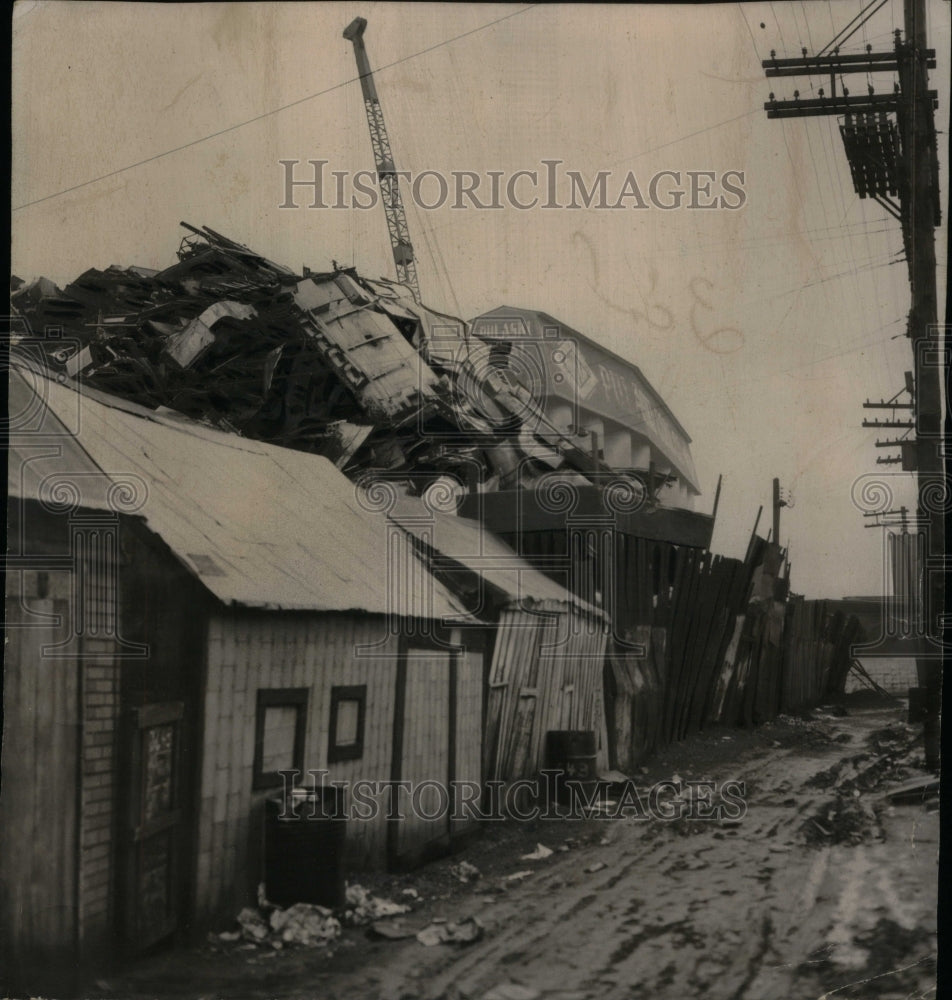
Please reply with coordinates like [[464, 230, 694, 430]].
[[603, 541, 864, 769], [605, 538, 772, 769], [493, 528, 864, 775], [781, 598, 865, 710]]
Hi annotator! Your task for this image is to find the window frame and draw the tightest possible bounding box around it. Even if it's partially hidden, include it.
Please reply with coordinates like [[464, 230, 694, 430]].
[[327, 684, 367, 763], [253, 687, 308, 790]]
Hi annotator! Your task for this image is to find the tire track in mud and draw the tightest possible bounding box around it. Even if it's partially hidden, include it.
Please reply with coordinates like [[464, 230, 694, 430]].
[[423, 853, 651, 997], [421, 736, 857, 999], [318, 708, 935, 1000]]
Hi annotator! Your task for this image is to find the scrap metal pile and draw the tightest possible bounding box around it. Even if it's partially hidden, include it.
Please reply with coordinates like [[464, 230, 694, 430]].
[[12, 223, 613, 496]]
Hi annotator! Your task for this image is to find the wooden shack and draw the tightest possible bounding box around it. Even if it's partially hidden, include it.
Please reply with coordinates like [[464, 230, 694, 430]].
[[3, 365, 489, 988]]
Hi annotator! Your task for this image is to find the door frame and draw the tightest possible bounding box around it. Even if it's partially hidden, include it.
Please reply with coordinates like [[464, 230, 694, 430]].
[[387, 627, 459, 870], [120, 701, 185, 954]]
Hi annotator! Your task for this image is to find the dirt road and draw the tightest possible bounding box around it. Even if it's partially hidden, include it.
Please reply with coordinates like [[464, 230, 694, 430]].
[[110, 697, 939, 1000]]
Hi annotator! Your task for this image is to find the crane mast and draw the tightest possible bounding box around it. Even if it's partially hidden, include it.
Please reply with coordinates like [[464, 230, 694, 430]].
[[343, 16, 420, 301]]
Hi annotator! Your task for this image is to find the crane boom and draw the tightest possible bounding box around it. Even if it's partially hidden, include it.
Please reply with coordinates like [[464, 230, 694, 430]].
[[343, 16, 420, 301]]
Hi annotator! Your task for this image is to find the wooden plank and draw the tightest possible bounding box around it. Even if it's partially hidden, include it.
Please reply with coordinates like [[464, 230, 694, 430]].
[[497, 615, 541, 781], [32, 600, 79, 956], [671, 548, 702, 741], [683, 554, 718, 736], [452, 649, 483, 834], [447, 648, 457, 827], [395, 648, 451, 862], [506, 691, 538, 780], [680, 557, 719, 738], [528, 615, 560, 775], [0, 606, 35, 961], [660, 547, 689, 741], [687, 561, 731, 733], [386, 645, 407, 867], [702, 560, 746, 724]]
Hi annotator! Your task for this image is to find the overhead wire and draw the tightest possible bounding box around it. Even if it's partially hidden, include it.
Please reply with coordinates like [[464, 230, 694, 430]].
[[752, 1, 909, 406], [12, 4, 540, 213], [817, 0, 890, 55], [834, 0, 891, 53], [772, 3, 860, 359]]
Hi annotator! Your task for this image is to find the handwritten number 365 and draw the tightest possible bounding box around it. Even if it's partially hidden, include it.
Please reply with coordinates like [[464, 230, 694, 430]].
[[689, 276, 744, 354]]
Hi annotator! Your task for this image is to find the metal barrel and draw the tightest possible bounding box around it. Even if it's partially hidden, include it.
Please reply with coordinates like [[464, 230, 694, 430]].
[[545, 730, 598, 806]]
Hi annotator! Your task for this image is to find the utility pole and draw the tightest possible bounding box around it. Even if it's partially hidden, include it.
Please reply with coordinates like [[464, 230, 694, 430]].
[[761, 0, 943, 767], [901, 0, 942, 771], [772, 477, 782, 545]]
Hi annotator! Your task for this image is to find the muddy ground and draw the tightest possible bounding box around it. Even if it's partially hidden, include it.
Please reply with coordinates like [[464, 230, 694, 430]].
[[100, 693, 940, 1000]]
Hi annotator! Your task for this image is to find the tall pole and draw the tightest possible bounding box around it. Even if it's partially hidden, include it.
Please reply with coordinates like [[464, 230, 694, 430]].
[[901, 0, 942, 768], [760, 0, 943, 768], [772, 478, 781, 546]]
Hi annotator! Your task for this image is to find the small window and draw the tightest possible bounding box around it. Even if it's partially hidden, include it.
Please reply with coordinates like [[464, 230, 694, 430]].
[[328, 685, 367, 763], [253, 688, 308, 790]]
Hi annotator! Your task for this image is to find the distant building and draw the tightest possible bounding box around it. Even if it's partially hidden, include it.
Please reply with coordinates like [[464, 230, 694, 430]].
[[471, 306, 701, 510]]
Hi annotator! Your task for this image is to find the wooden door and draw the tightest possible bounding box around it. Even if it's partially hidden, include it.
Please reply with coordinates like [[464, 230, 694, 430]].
[[398, 648, 451, 859], [123, 702, 184, 952], [390, 646, 453, 867]]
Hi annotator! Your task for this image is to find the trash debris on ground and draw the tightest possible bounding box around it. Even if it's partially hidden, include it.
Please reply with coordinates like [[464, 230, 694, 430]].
[[342, 883, 411, 925], [520, 843, 553, 861], [585, 861, 608, 874], [451, 861, 482, 884], [804, 725, 922, 798], [237, 907, 270, 942], [801, 794, 882, 847], [416, 916, 484, 947], [369, 920, 419, 941], [227, 902, 341, 950], [597, 769, 632, 784], [482, 984, 542, 1000], [269, 903, 342, 946], [815, 703, 848, 718], [504, 870, 533, 882], [883, 775, 940, 803]]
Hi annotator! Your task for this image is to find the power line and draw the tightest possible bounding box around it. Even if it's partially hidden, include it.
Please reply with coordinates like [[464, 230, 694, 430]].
[[13, 4, 539, 213], [603, 108, 763, 171], [817, 0, 890, 56]]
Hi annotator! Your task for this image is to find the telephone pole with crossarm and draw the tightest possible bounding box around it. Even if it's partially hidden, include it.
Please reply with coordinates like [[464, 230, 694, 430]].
[[761, 0, 944, 767]]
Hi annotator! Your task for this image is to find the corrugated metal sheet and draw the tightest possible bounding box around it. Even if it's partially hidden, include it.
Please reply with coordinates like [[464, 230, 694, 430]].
[[389, 496, 604, 619], [483, 606, 610, 782], [7, 365, 112, 510], [8, 365, 471, 619]]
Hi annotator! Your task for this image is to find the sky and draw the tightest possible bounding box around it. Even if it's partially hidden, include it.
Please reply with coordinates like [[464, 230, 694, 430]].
[[10, 1, 950, 599]]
